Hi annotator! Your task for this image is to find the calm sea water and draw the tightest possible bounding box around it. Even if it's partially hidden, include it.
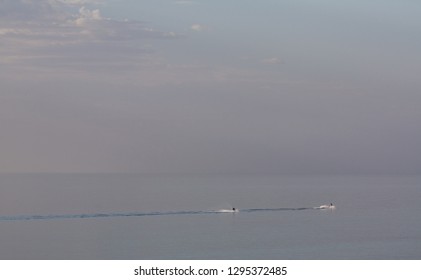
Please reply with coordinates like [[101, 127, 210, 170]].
[[0, 174, 420, 259]]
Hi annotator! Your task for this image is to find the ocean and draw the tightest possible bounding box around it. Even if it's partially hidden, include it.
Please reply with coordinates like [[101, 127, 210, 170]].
[[0, 174, 420, 259]]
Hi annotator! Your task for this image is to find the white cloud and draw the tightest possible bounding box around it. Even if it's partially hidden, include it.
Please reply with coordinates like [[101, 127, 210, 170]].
[[79, 6, 102, 20], [190, 24, 206, 32], [74, 6, 102, 28], [0, 0, 180, 74]]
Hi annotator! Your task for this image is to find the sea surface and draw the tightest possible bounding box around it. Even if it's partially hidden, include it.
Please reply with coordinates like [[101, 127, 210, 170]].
[[0, 174, 420, 259]]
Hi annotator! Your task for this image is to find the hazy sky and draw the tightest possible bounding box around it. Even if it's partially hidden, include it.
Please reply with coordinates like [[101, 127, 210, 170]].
[[1, 0, 420, 174]]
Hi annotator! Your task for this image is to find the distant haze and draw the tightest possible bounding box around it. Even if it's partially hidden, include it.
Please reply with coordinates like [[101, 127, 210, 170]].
[[1, 0, 420, 174]]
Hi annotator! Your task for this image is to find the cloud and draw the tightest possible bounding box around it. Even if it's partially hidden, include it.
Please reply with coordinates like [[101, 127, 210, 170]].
[[75, 6, 102, 26], [190, 24, 206, 32], [0, 0, 179, 75]]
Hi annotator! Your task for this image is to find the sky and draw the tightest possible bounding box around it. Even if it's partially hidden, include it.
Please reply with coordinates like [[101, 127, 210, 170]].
[[1, 0, 420, 174]]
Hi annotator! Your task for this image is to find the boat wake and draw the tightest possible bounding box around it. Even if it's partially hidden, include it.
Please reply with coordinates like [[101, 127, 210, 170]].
[[216, 209, 239, 213], [0, 205, 335, 221], [315, 204, 336, 210]]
